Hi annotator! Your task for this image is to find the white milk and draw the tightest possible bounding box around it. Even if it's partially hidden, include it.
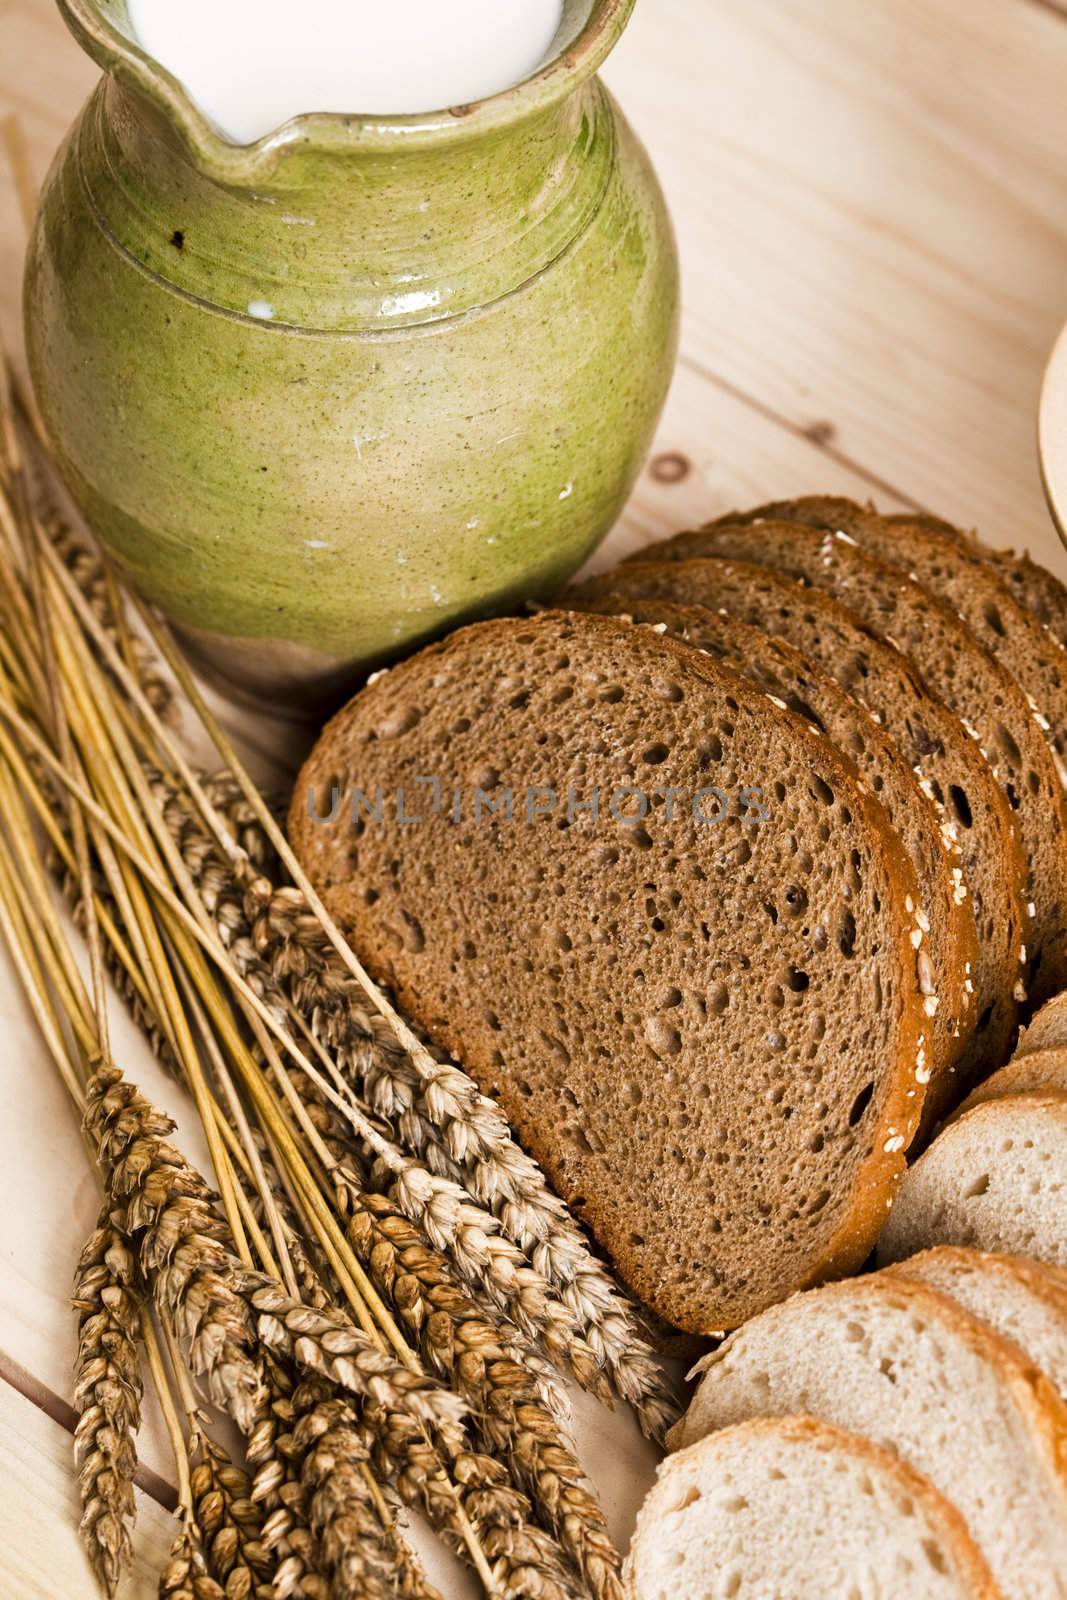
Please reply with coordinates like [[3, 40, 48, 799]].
[[128, 0, 566, 145]]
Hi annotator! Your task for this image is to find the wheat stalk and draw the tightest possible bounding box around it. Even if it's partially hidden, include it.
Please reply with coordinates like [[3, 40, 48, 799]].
[[159, 1520, 226, 1600], [0, 306, 677, 1600], [341, 1183, 624, 1600], [245, 1354, 329, 1600], [293, 1378, 442, 1600], [187, 1430, 274, 1600], [22, 456, 677, 1439], [160, 810, 676, 1437]]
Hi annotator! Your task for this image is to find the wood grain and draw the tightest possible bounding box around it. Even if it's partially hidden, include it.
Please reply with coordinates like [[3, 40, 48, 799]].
[[0, 1381, 177, 1598], [604, 0, 1067, 558], [4, 0, 1067, 1592]]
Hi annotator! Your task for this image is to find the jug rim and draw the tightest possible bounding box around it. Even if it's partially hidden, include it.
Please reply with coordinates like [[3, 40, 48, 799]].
[[57, 0, 636, 181]]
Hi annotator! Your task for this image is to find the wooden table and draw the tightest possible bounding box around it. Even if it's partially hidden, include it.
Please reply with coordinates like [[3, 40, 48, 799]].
[[4, 0, 1067, 1592]]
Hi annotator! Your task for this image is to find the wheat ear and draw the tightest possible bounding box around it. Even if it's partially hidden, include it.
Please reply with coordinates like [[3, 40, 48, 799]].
[[343, 1184, 625, 1600], [72, 1209, 145, 1597]]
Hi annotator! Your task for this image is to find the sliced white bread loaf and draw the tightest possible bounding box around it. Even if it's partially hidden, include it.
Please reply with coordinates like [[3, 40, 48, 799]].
[[885, 1246, 1067, 1401], [1018, 991, 1067, 1059], [877, 1093, 1067, 1269], [626, 1415, 1000, 1600], [670, 1275, 1067, 1600], [957, 1052, 1067, 1116], [290, 611, 931, 1333]]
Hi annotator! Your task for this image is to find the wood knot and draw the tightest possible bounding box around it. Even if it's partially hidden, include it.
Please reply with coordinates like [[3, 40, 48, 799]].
[[649, 451, 691, 485]]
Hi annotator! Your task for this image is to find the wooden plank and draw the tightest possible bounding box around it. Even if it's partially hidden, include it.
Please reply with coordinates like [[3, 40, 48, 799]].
[[604, 0, 1067, 548], [0, 1377, 176, 1599]]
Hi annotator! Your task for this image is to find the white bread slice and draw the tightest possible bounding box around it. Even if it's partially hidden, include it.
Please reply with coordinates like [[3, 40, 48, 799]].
[[626, 1415, 1000, 1600], [671, 1275, 1067, 1600], [956, 1052, 1067, 1117], [886, 1246, 1067, 1401], [1018, 992, 1067, 1059], [877, 1093, 1067, 1269]]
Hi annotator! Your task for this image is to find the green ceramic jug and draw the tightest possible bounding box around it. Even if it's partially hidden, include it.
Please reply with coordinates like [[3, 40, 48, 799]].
[[26, 0, 679, 709]]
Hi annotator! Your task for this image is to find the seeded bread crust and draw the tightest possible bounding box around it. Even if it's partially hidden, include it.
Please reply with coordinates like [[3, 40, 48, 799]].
[[565, 593, 977, 1135], [876, 1092, 1067, 1270], [886, 510, 1067, 653], [670, 1274, 1067, 1600], [567, 559, 1025, 1089], [289, 611, 928, 1333], [955, 1050, 1067, 1117], [732, 497, 1067, 778], [625, 1415, 1001, 1600], [627, 522, 1067, 1005]]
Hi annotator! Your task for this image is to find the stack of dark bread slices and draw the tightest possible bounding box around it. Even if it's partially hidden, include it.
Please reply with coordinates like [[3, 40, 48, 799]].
[[291, 496, 1067, 1594], [292, 496, 1067, 1345]]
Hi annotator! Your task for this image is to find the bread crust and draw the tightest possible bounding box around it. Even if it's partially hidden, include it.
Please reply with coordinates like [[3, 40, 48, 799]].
[[1018, 990, 1067, 1059], [289, 610, 928, 1333], [956, 1050, 1067, 1117], [628, 1414, 1002, 1600]]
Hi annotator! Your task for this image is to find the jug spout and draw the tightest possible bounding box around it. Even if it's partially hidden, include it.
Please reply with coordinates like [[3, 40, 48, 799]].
[[56, 0, 635, 177], [58, 0, 633, 331]]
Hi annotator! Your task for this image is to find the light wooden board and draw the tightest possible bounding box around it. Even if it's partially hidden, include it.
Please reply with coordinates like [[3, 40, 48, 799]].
[[5, 0, 1067, 1593], [0, 1379, 177, 1597]]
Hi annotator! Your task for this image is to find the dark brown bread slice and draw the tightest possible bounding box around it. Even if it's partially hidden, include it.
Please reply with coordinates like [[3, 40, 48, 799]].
[[887, 510, 1067, 650], [730, 497, 1067, 775], [289, 611, 929, 1334], [626, 522, 1067, 1006], [567, 560, 1025, 1088], [565, 593, 978, 1134]]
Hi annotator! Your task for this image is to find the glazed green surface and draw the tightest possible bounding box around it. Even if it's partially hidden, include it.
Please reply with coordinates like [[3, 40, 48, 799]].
[[26, 12, 678, 706]]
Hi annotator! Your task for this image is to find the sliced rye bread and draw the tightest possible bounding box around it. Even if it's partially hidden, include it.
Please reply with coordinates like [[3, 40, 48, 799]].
[[669, 1274, 1067, 1600], [885, 1246, 1067, 1402], [726, 497, 1067, 775], [1018, 990, 1067, 1059], [567, 559, 1025, 1086], [886, 509, 1067, 651], [289, 611, 929, 1334], [876, 1092, 1067, 1271], [564, 593, 977, 1134], [955, 1051, 1067, 1117], [624, 521, 1067, 1005], [625, 1415, 1000, 1600]]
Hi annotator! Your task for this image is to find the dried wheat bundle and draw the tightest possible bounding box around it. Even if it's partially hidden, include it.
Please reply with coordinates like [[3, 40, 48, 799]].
[[0, 325, 671, 1599], [152, 778, 677, 1441]]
